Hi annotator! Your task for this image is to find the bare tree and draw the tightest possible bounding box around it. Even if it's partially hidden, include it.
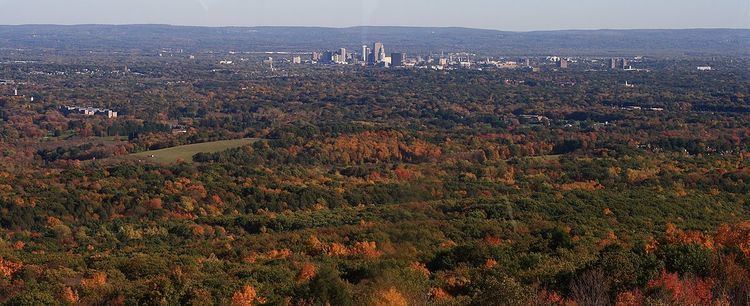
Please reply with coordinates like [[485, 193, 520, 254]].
[[571, 269, 611, 306]]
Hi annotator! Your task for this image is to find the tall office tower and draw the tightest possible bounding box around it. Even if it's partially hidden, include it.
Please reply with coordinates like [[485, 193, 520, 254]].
[[610, 58, 618, 69], [366, 46, 375, 65], [322, 51, 335, 64], [339, 48, 347, 63], [362, 45, 368, 62], [391, 53, 405, 67], [524, 58, 531, 67], [312, 52, 321, 62], [621, 59, 628, 69], [372, 42, 385, 63], [558, 58, 569, 69]]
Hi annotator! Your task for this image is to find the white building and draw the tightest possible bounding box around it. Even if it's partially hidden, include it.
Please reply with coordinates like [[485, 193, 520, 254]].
[[61, 106, 118, 118]]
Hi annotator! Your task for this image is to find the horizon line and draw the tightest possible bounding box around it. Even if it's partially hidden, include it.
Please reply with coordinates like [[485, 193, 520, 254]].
[[0, 23, 748, 33]]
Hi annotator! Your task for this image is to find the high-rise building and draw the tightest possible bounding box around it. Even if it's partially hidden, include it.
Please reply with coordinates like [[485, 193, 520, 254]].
[[312, 52, 321, 62], [321, 51, 335, 64], [292, 56, 302, 64], [362, 45, 368, 62], [558, 58, 569, 69], [621, 59, 628, 70], [391, 53, 405, 67], [372, 42, 385, 63], [339, 48, 347, 63], [610, 58, 618, 69]]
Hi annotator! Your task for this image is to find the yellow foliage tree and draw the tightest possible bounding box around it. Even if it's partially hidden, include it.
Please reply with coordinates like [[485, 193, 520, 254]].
[[297, 263, 317, 283], [370, 287, 408, 306], [231, 285, 260, 306]]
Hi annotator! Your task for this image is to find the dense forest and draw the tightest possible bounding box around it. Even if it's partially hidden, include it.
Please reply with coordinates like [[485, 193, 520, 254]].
[[0, 47, 750, 305]]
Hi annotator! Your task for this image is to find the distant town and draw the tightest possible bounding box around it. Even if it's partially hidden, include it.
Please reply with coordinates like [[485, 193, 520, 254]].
[[0, 39, 719, 122], [212, 41, 714, 74]]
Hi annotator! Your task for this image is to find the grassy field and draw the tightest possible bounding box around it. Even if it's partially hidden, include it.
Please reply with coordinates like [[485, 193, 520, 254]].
[[129, 138, 259, 164]]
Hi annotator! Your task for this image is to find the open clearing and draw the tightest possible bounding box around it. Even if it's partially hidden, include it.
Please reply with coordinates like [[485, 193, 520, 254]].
[[129, 138, 259, 164]]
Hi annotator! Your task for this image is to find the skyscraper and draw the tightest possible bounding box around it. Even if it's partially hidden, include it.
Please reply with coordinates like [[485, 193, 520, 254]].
[[558, 58, 569, 69], [339, 48, 347, 63], [391, 53, 405, 67], [362, 45, 368, 62], [372, 42, 385, 64], [321, 51, 335, 64], [610, 58, 618, 69]]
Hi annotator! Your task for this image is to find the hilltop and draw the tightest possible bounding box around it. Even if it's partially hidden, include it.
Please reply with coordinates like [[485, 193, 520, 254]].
[[0, 24, 748, 56]]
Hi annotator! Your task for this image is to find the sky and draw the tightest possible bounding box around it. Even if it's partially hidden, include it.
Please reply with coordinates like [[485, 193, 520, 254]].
[[0, 0, 747, 31]]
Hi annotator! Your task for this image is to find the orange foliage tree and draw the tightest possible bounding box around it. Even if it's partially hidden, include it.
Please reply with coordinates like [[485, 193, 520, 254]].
[[231, 285, 264, 306], [648, 271, 713, 305]]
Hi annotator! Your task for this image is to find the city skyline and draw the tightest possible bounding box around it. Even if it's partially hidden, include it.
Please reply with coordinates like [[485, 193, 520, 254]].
[[0, 0, 748, 31]]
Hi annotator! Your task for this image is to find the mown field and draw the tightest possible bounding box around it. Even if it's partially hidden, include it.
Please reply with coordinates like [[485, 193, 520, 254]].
[[129, 138, 260, 164]]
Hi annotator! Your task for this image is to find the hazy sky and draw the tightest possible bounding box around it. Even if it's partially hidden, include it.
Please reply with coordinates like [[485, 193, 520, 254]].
[[0, 0, 748, 31]]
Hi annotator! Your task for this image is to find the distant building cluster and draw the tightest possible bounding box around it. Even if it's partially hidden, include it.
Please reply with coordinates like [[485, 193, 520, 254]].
[[609, 58, 634, 70], [209, 42, 663, 75], [61, 106, 118, 118], [311, 42, 412, 68], [295, 41, 589, 72]]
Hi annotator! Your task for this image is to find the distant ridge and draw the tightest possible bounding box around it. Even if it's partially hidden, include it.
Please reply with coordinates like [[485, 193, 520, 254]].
[[0, 24, 748, 56]]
